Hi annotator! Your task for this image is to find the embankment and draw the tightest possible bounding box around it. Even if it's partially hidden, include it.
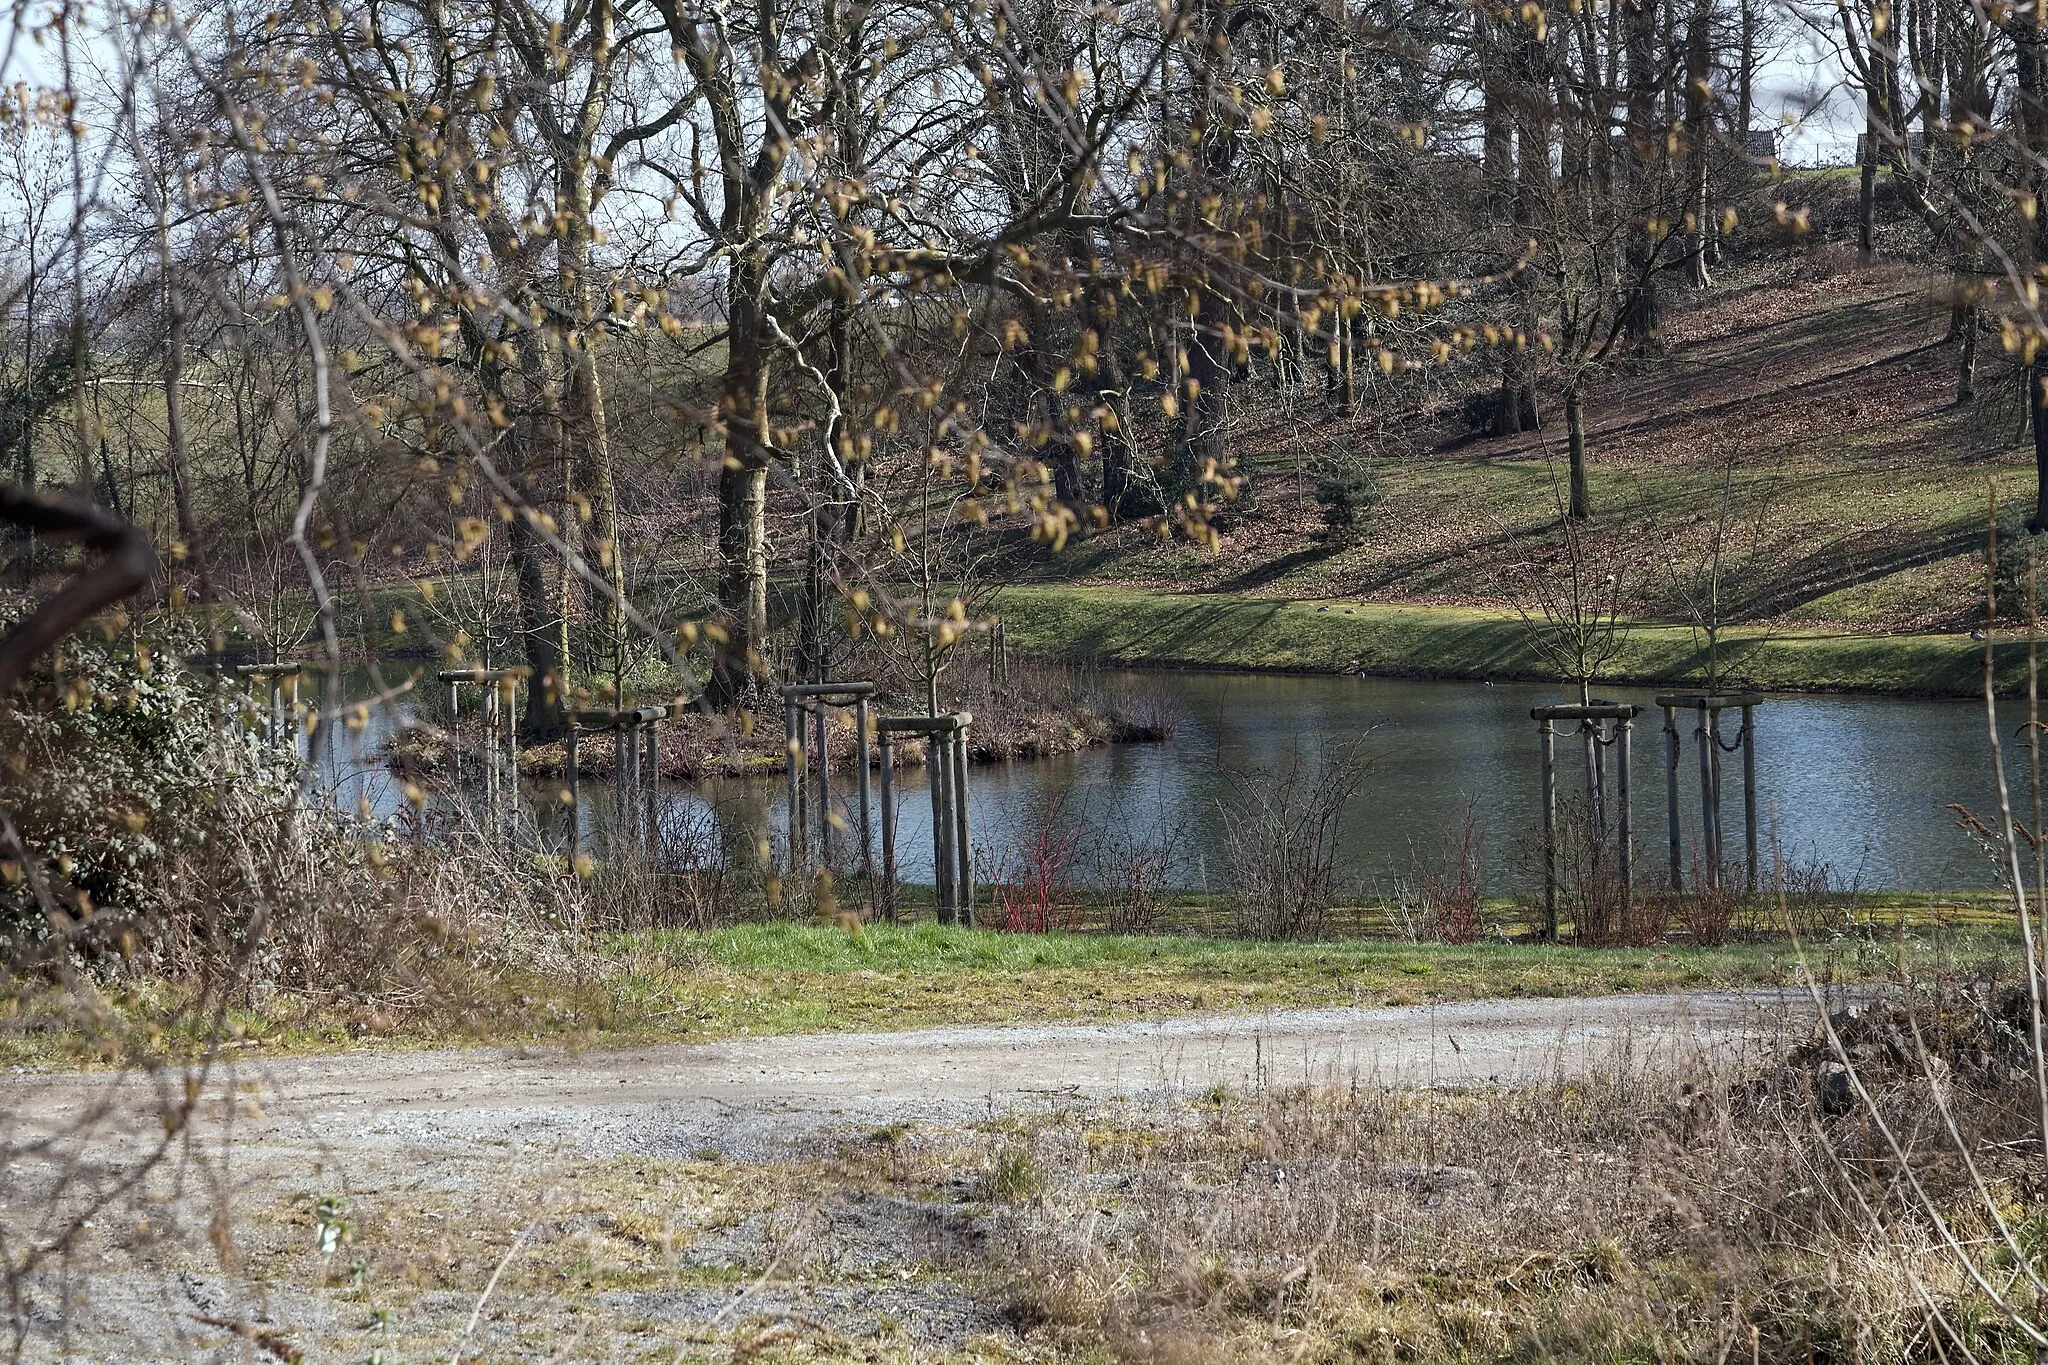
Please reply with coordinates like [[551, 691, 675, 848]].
[[997, 585, 2026, 697]]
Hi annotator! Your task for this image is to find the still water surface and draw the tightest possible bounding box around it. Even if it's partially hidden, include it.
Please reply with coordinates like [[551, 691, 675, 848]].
[[316, 670, 2019, 894]]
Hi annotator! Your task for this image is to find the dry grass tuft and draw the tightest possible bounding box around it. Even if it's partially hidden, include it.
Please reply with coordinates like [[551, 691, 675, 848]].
[[926, 998, 2045, 1362]]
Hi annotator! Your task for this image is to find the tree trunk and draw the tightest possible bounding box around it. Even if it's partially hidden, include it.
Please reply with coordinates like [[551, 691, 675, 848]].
[[2032, 367, 2048, 533], [1177, 290, 1229, 485], [1481, 10, 1514, 222], [496, 333, 574, 738], [710, 261, 772, 706], [1956, 302, 1978, 404], [1566, 387, 1591, 520], [1498, 14, 1547, 433], [510, 483, 569, 736], [1619, 0, 1661, 345], [1736, 0, 1756, 147], [1685, 0, 1714, 287], [1340, 323, 1356, 412], [1859, 97, 1880, 260], [799, 506, 827, 683], [559, 119, 625, 696], [1085, 284, 1143, 518], [2022, 38, 2048, 529], [713, 454, 769, 703]]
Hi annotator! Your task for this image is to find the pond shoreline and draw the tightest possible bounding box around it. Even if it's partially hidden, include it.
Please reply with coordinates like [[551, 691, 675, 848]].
[[995, 584, 2022, 700]]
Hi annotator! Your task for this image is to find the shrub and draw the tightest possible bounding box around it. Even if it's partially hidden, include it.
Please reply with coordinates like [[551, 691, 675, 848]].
[[1413, 799, 1484, 944], [1089, 820, 1186, 935], [0, 611, 287, 961], [990, 817, 1082, 933], [1313, 469, 1382, 541], [1220, 746, 1364, 940]]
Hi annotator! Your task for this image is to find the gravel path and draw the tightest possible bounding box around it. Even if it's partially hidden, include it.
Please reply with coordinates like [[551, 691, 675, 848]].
[[0, 990, 1820, 1361], [7, 988, 1808, 1161]]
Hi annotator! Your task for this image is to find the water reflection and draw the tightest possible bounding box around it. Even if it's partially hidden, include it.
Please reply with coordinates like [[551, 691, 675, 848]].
[[304, 668, 2017, 894]]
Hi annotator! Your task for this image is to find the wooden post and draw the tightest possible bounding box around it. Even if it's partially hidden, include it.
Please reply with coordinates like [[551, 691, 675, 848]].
[[816, 703, 832, 866], [1696, 702, 1717, 889], [618, 716, 634, 843], [1742, 703, 1759, 893], [645, 712, 660, 850], [1663, 705, 1681, 892], [931, 731, 954, 923], [484, 682, 499, 828], [565, 723, 581, 855], [506, 679, 520, 840], [1617, 715, 1633, 910], [878, 731, 897, 922], [1539, 717, 1557, 941], [785, 699, 803, 875], [1707, 704, 1725, 881], [856, 697, 873, 888], [1584, 719, 1605, 841], [952, 726, 974, 928]]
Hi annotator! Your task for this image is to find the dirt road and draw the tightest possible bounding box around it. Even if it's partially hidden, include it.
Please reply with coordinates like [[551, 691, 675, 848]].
[[0, 990, 1818, 1362], [9, 988, 1806, 1160]]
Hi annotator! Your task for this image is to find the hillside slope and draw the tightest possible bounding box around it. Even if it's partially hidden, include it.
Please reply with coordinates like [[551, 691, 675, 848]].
[[1038, 250, 2032, 639]]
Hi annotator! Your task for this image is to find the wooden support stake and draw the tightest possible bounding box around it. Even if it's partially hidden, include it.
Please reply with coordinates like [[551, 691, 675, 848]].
[[1617, 716, 1633, 910], [484, 684, 499, 828], [1707, 705, 1725, 880], [565, 724, 581, 855], [1584, 719, 1605, 841], [1663, 706, 1681, 893], [645, 715, 660, 850], [617, 716, 634, 847], [931, 733, 954, 923], [856, 698, 873, 890], [1693, 703, 1713, 888], [1742, 704, 1759, 893], [1539, 717, 1557, 941], [953, 727, 974, 928], [878, 733, 897, 922], [816, 703, 832, 866], [785, 700, 802, 875], [506, 681, 520, 841]]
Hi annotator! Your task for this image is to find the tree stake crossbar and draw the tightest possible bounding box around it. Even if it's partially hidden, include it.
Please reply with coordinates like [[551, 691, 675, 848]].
[[566, 702, 671, 853]]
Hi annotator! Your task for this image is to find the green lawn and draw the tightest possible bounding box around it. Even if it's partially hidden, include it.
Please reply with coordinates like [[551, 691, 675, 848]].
[[996, 582, 2039, 696], [8, 916, 2008, 1070], [520, 917, 2026, 1043]]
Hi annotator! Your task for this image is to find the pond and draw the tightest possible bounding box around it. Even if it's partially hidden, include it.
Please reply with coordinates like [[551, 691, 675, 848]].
[[315, 668, 2025, 895]]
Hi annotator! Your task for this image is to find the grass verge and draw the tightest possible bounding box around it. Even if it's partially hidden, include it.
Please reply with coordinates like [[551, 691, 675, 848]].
[[996, 583, 2033, 696], [10, 915, 2010, 1069]]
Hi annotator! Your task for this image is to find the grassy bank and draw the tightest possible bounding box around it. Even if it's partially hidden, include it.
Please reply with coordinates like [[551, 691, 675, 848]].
[[996, 582, 2034, 696], [16, 917, 2016, 1069]]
